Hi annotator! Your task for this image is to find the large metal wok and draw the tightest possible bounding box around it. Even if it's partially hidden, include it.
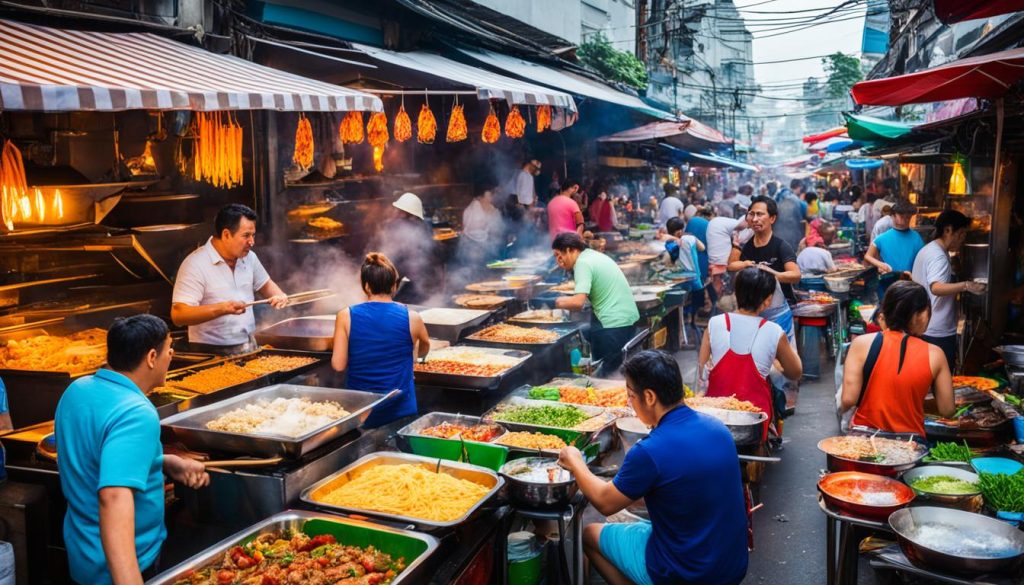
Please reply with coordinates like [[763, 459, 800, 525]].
[[145, 510, 439, 585], [160, 384, 397, 458], [994, 345, 1024, 367], [889, 507, 1024, 576]]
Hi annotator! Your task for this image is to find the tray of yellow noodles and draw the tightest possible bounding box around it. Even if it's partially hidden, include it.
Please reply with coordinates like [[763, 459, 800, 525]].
[[301, 452, 504, 532]]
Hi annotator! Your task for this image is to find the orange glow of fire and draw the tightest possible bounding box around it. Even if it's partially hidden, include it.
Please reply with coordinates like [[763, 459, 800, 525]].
[[536, 105, 552, 133], [367, 112, 389, 148], [34, 188, 45, 223], [373, 146, 384, 172], [54, 189, 64, 220], [446, 104, 467, 143], [394, 105, 413, 143], [505, 105, 526, 138], [339, 111, 364, 144], [1, 186, 13, 230], [417, 104, 437, 144], [481, 108, 500, 144]]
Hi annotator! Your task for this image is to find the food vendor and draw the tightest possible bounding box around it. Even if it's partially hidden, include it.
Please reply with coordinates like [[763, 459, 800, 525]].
[[371, 192, 440, 304], [728, 196, 801, 344], [552, 233, 639, 375], [864, 199, 923, 299], [459, 179, 504, 267], [0, 377, 10, 431], [558, 350, 748, 585], [171, 204, 288, 354], [699, 268, 802, 423], [706, 214, 747, 297], [55, 315, 209, 584], [796, 221, 838, 274], [547, 179, 585, 239], [331, 253, 430, 428], [911, 210, 985, 371], [840, 281, 955, 435]]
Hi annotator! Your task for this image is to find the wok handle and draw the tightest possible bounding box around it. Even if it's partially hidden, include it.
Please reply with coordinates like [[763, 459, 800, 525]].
[[203, 457, 283, 469]]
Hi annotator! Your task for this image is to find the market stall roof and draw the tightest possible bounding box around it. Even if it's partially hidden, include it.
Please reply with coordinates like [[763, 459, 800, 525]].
[[659, 144, 757, 172], [0, 18, 382, 112], [850, 47, 1024, 106], [933, 0, 1024, 24], [597, 120, 732, 152], [802, 127, 847, 144], [843, 113, 917, 141], [452, 47, 676, 120], [350, 43, 576, 111]]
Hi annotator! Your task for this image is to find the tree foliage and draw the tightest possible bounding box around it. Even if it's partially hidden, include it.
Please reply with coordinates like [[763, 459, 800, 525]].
[[823, 52, 863, 99], [578, 32, 648, 90]]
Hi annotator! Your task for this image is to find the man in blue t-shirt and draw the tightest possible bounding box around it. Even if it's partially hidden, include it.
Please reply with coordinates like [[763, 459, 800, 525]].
[[864, 198, 924, 299], [558, 350, 748, 585], [56, 315, 209, 584], [0, 377, 11, 431]]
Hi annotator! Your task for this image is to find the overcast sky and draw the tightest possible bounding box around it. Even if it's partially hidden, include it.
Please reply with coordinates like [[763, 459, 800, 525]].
[[739, 0, 867, 93]]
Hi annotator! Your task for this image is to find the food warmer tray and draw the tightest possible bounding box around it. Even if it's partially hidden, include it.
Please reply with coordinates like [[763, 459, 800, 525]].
[[160, 384, 398, 459], [408, 306, 495, 343], [507, 310, 575, 329], [145, 510, 439, 585], [483, 395, 616, 447], [414, 347, 532, 391], [395, 412, 505, 449], [254, 316, 336, 351], [300, 452, 504, 533], [462, 325, 580, 348]]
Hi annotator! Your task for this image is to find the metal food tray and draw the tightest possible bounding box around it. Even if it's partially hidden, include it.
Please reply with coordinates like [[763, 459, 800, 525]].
[[145, 510, 439, 585], [507, 309, 573, 328], [483, 396, 615, 444], [300, 452, 504, 532], [462, 325, 580, 348], [410, 306, 494, 343], [396, 412, 506, 447], [254, 316, 336, 351], [515, 377, 630, 407], [414, 346, 532, 391], [160, 384, 398, 458]]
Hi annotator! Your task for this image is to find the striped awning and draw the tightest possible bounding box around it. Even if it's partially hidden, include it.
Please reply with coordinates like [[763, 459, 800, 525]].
[[0, 18, 382, 112], [351, 43, 576, 112]]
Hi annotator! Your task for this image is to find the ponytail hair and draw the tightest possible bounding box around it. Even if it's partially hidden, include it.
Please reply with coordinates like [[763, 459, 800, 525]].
[[361, 252, 399, 295]]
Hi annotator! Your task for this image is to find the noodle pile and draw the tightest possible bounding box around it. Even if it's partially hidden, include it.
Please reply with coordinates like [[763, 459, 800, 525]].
[[316, 464, 489, 522]]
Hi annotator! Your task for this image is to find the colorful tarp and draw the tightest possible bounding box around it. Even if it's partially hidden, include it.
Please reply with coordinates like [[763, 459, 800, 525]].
[[843, 113, 917, 141]]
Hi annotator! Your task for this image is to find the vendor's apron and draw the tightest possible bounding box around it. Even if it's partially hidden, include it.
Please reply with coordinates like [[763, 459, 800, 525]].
[[706, 314, 772, 440]]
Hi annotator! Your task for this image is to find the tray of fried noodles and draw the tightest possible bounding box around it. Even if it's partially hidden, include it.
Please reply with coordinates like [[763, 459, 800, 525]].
[[147, 510, 438, 585], [301, 452, 503, 532], [818, 434, 928, 476]]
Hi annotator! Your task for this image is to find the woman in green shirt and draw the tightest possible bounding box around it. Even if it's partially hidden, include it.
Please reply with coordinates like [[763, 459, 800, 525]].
[[553, 233, 640, 375]]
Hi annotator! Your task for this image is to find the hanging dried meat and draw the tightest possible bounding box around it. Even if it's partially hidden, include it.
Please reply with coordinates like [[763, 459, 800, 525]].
[[191, 112, 244, 188], [417, 104, 437, 144], [1, 140, 29, 230], [481, 107, 500, 144], [536, 105, 552, 133], [339, 111, 364, 144], [505, 105, 526, 139], [394, 104, 413, 143], [446, 104, 468, 143], [293, 114, 314, 170], [367, 111, 389, 148]]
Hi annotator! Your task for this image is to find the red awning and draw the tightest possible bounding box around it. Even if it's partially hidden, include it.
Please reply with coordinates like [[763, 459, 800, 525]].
[[933, 0, 1024, 24], [851, 47, 1024, 106], [802, 127, 847, 144]]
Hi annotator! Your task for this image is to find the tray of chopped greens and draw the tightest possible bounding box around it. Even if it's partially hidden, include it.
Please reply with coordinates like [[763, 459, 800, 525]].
[[979, 469, 1024, 514], [902, 466, 981, 507], [482, 397, 616, 446], [921, 441, 976, 466]]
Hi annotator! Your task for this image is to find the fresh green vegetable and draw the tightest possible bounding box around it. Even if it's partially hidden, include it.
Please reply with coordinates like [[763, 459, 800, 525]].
[[528, 386, 561, 401], [953, 404, 973, 419], [925, 441, 973, 462], [1005, 394, 1022, 407], [909, 475, 979, 495], [979, 470, 1024, 513], [635, 223, 651, 230], [494, 404, 590, 428]]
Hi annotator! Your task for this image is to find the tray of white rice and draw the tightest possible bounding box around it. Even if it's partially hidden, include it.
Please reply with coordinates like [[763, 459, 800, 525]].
[[160, 384, 398, 458]]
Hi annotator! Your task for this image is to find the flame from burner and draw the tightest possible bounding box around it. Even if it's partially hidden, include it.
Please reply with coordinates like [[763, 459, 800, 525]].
[[34, 188, 45, 223], [1, 186, 13, 230], [373, 146, 384, 172], [54, 189, 64, 220]]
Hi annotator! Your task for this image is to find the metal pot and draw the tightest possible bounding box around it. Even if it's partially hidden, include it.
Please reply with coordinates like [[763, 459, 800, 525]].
[[692, 406, 768, 446], [615, 417, 649, 454], [889, 506, 1024, 576], [499, 457, 578, 509], [817, 471, 915, 521], [900, 465, 981, 511], [994, 345, 1024, 368]]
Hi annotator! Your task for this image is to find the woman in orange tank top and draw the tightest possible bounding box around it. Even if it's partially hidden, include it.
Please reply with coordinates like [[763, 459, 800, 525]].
[[840, 281, 955, 436]]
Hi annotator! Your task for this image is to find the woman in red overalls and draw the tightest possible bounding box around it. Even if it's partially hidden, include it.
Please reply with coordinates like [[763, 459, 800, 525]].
[[698, 267, 803, 437]]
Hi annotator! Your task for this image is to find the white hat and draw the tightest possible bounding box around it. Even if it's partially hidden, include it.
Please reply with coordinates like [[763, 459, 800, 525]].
[[393, 192, 424, 220]]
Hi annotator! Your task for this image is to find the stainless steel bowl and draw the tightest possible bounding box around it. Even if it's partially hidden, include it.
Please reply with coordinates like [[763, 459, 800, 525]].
[[889, 506, 1024, 576], [692, 406, 768, 446], [615, 416, 649, 454], [901, 465, 981, 510], [499, 457, 578, 509]]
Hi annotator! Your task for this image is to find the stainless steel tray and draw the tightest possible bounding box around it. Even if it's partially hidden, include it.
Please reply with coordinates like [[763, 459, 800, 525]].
[[412, 306, 494, 343], [462, 325, 580, 348], [414, 346, 532, 391], [395, 412, 506, 447], [145, 510, 439, 585], [160, 384, 398, 458], [254, 316, 336, 351], [300, 452, 504, 532], [483, 396, 615, 441]]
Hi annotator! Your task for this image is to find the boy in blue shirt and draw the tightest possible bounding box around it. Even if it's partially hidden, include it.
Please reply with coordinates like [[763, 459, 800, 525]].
[[864, 198, 924, 299], [558, 350, 748, 585], [56, 315, 208, 584]]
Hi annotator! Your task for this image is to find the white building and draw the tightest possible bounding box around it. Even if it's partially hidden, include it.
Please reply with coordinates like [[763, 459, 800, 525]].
[[470, 0, 637, 47]]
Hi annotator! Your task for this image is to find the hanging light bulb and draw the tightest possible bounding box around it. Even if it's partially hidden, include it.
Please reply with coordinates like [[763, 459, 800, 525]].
[[948, 157, 968, 195]]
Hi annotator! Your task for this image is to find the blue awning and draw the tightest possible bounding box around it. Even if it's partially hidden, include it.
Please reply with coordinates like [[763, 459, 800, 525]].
[[660, 144, 757, 172]]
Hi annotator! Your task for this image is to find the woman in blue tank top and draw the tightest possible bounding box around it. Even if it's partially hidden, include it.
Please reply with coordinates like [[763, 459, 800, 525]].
[[331, 253, 431, 428]]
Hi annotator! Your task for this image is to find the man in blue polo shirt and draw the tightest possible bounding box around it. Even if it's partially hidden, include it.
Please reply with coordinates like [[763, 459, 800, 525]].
[[558, 350, 748, 585], [56, 315, 208, 584]]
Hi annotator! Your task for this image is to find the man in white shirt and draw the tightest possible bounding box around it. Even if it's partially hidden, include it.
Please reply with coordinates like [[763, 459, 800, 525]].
[[911, 210, 985, 371], [705, 216, 747, 296], [171, 204, 288, 353], [506, 159, 541, 206], [656, 184, 685, 225], [797, 222, 838, 274]]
